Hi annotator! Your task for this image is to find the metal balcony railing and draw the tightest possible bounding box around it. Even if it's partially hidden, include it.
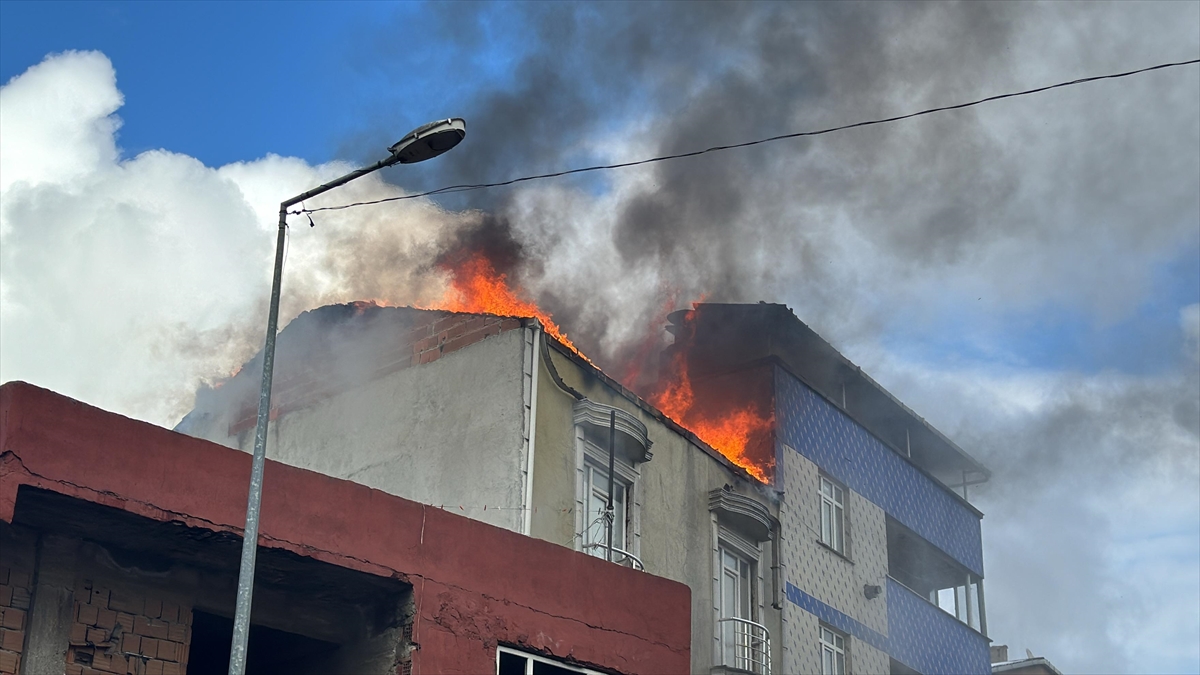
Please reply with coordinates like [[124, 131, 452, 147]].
[[581, 543, 645, 571], [718, 617, 771, 675]]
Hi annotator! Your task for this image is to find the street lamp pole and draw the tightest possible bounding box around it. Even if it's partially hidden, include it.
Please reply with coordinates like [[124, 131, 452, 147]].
[[228, 118, 465, 675]]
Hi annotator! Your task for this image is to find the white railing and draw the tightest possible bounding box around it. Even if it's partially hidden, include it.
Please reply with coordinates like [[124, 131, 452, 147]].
[[581, 543, 645, 571], [718, 617, 771, 675]]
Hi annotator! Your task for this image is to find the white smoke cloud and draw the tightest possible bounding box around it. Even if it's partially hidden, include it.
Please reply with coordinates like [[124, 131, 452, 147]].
[[0, 51, 463, 424]]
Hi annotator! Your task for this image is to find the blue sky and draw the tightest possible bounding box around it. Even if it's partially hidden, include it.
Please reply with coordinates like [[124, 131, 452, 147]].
[[0, 1, 530, 167], [1, 3, 1197, 673]]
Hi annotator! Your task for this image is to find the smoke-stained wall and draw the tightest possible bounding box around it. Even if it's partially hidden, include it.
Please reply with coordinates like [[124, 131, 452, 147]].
[[179, 307, 534, 534]]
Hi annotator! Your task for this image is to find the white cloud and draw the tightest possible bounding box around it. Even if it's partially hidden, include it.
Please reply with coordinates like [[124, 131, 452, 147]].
[[0, 52, 464, 425]]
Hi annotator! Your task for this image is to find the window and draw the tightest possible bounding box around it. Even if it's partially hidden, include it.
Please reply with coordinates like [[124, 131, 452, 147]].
[[718, 544, 756, 666], [714, 532, 770, 674], [572, 400, 648, 570], [581, 458, 629, 560], [819, 476, 846, 554], [709, 488, 774, 675], [819, 625, 847, 675], [497, 647, 602, 675]]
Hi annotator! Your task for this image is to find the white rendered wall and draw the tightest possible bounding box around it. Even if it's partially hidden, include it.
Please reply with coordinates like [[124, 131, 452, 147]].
[[243, 328, 528, 532]]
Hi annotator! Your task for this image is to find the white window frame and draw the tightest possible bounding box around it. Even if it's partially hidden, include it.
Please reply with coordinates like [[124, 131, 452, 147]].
[[575, 433, 641, 562], [712, 522, 766, 670], [819, 475, 846, 555], [497, 646, 602, 675], [819, 624, 848, 675]]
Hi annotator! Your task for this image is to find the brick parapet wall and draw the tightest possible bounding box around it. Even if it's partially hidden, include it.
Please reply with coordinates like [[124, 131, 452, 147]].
[[0, 563, 32, 675], [228, 310, 524, 435], [65, 579, 192, 675]]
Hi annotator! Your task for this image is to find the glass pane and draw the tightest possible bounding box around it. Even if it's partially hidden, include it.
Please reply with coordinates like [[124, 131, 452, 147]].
[[937, 588, 955, 613], [832, 505, 843, 552], [498, 652, 527, 675], [821, 501, 832, 544], [832, 483, 843, 506], [956, 585, 968, 622], [740, 561, 752, 619], [835, 651, 845, 675], [822, 647, 833, 675]]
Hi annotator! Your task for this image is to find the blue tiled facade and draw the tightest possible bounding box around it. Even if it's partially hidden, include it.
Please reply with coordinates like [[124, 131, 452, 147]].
[[775, 368, 983, 576], [886, 579, 991, 674], [776, 367, 989, 674], [784, 581, 991, 675]]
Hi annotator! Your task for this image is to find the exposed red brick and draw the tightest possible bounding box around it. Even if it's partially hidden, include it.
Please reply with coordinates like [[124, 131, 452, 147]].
[[413, 336, 441, 356], [96, 608, 116, 629], [8, 589, 28, 610], [156, 640, 179, 662], [70, 623, 88, 644], [0, 630, 22, 652], [142, 598, 161, 620], [146, 659, 164, 675], [4, 575, 27, 591], [139, 638, 157, 658], [162, 661, 181, 675], [65, 662, 83, 675], [108, 592, 142, 615], [432, 314, 468, 334], [88, 652, 112, 671], [134, 616, 168, 640], [0, 587, 9, 607], [120, 632, 139, 655], [0, 610, 18, 631], [77, 604, 99, 626], [85, 627, 107, 644], [0, 650, 18, 674]]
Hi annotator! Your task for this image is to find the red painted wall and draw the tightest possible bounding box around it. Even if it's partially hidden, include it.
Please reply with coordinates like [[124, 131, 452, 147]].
[[0, 381, 690, 674]]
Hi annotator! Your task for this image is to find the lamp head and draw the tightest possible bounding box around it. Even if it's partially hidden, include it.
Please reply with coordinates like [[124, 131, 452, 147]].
[[386, 118, 466, 166]]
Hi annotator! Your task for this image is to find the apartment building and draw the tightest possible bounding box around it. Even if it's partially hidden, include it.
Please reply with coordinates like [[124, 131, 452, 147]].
[[178, 300, 992, 674]]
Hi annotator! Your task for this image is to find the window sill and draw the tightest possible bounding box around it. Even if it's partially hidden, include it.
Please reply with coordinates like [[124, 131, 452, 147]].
[[815, 539, 854, 565]]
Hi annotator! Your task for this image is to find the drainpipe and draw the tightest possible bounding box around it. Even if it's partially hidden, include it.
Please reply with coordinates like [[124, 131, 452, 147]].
[[606, 409, 616, 562], [771, 517, 783, 609], [522, 326, 542, 536]]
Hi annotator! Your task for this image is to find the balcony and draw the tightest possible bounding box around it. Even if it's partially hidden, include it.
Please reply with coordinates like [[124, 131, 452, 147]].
[[716, 617, 771, 675], [581, 542, 645, 571], [886, 515, 985, 633], [886, 578, 991, 675]]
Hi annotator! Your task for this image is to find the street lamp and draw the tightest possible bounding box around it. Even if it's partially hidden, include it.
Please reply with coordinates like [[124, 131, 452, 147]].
[[228, 118, 466, 675]]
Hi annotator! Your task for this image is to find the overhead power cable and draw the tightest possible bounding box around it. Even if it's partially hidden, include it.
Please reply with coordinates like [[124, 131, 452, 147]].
[[294, 57, 1200, 216]]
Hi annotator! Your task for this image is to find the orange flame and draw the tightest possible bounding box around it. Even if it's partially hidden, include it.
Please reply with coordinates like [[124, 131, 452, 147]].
[[648, 343, 774, 483], [423, 252, 593, 364], [421, 255, 772, 481]]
